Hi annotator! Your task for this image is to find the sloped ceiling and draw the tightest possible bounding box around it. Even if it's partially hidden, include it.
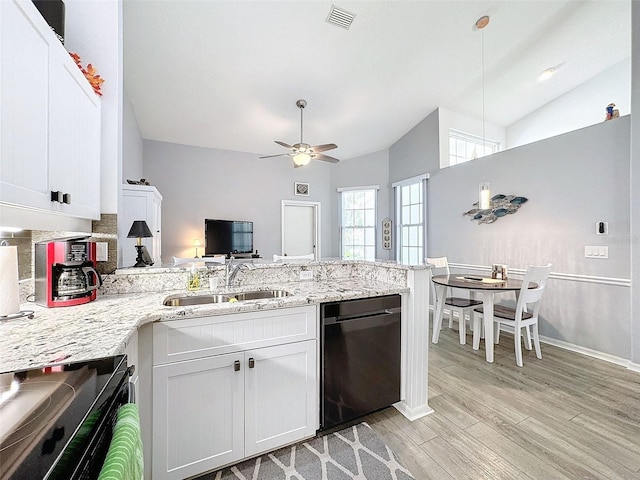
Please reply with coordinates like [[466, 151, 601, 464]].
[[123, 0, 630, 161]]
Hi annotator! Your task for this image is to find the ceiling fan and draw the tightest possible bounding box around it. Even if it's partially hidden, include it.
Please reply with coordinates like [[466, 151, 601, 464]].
[[260, 99, 339, 168]]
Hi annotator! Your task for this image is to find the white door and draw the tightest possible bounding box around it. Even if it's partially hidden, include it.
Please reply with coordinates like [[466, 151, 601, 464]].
[[244, 340, 317, 457], [282, 201, 319, 259], [152, 353, 244, 480]]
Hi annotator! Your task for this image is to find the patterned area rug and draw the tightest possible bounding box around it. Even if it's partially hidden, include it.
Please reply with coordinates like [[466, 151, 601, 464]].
[[203, 422, 415, 480]]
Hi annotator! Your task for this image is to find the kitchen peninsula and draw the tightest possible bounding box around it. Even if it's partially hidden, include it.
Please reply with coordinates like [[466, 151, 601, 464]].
[[0, 259, 431, 479]]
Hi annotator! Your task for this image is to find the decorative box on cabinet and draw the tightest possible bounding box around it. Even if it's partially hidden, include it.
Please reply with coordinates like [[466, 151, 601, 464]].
[[150, 306, 318, 480], [120, 185, 162, 268], [0, 0, 101, 219]]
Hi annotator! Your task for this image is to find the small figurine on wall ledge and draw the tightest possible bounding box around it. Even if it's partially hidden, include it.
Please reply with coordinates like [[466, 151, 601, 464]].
[[605, 103, 620, 121], [126, 179, 151, 185]]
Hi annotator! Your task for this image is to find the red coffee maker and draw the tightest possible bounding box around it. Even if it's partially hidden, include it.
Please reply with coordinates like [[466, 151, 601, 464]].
[[35, 237, 101, 307]]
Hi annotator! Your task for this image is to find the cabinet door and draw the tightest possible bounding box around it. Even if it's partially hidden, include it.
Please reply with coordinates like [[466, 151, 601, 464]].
[[49, 53, 101, 219], [244, 340, 318, 457], [153, 353, 244, 480], [0, 0, 51, 210], [0, 0, 101, 219]]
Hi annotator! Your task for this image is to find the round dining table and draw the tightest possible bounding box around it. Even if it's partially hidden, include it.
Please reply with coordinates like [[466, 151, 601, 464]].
[[431, 274, 531, 363]]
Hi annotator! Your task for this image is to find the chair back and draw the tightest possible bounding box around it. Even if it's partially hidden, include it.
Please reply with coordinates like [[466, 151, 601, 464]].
[[426, 257, 451, 306], [515, 263, 552, 320], [426, 256, 451, 275]]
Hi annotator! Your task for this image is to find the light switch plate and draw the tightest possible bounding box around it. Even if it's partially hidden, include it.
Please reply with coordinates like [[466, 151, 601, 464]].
[[96, 242, 108, 262], [584, 245, 608, 258]]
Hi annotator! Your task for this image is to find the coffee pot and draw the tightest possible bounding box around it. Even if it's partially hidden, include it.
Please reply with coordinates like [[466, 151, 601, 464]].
[[35, 237, 101, 307], [55, 266, 100, 298]]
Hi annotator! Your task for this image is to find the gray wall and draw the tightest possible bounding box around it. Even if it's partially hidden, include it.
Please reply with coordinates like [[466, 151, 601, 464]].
[[123, 91, 144, 183], [143, 140, 332, 261], [387, 108, 441, 260], [427, 117, 632, 358], [388, 108, 440, 184], [631, 1, 640, 367], [329, 149, 391, 259]]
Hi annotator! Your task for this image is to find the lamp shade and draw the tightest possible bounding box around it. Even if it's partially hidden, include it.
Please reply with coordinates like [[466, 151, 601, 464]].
[[127, 220, 153, 238], [293, 152, 311, 166], [479, 182, 491, 210]]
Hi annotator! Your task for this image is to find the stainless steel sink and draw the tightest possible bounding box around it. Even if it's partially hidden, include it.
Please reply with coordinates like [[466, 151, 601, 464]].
[[232, 290, 290, 301], [163, 290, 291, 306], [163, 294, 230, 306]]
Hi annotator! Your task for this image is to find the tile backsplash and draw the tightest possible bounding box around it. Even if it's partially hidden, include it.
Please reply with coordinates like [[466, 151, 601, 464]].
[[1, 214, 118, 284]]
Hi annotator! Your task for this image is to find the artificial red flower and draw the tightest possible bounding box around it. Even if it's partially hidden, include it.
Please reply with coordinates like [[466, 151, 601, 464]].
[[69, 52, 104, 97]]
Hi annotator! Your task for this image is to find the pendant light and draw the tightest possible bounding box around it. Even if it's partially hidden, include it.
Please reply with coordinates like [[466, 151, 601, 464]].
[[476, 15, 491, 210]]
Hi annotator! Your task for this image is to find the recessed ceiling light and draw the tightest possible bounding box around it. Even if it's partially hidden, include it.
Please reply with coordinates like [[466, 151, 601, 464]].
[[538, 67, 556, 82]]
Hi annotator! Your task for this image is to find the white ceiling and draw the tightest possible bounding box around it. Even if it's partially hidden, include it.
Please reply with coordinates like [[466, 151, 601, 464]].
[[123, 0, 631, 162]]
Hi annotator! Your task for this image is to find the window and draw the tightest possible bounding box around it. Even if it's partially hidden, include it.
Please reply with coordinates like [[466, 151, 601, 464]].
[[394, 175, 427, 265], [339, 188, 377, 261], [449, 129, 499, 166]]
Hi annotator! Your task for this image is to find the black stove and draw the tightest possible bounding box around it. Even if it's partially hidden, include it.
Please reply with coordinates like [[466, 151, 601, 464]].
[[0, 355, 130, 480]]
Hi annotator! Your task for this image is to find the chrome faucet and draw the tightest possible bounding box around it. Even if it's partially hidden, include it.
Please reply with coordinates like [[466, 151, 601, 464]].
[[225, 257, 255, 287]]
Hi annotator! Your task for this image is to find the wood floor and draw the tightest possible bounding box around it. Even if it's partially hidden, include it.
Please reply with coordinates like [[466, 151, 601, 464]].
[[364, 324, 640, 480]]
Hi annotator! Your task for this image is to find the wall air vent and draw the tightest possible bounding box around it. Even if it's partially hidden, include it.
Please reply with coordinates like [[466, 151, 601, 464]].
[[326, 5, 356, 30]]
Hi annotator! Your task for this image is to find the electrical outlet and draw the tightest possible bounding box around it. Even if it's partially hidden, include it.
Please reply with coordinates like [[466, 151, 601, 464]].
[[299, 270, 314, 281], [96, 242, 108, 262]]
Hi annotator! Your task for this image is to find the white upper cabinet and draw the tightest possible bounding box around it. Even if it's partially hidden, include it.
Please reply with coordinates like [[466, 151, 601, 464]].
[[0, 0, 101, 219]]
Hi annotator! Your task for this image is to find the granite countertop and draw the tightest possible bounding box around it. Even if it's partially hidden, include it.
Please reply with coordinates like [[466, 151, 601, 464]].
[[0, 278, 408, 373]]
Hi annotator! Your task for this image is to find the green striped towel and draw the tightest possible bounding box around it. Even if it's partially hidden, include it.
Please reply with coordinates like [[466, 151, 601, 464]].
[[98, 403, 144, 480]]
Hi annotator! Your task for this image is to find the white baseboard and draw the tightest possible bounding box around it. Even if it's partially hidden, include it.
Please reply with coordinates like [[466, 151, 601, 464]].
[[538, 334, 638, 371], [628, 362, 640, 373], [394, 401, 434, 421], [431, 309, 639, 373]]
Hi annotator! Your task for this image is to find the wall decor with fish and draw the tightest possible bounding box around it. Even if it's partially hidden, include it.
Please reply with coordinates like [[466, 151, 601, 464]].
[[463, 194, 528, 224]]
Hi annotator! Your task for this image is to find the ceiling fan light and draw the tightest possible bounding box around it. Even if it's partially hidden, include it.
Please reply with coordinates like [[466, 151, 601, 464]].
[[293, 153, 311, 166]]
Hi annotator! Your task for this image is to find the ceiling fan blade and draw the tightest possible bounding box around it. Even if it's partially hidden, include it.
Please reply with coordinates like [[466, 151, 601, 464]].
[[259, 153, 288, 159], [313, 153, 340, 163], [310, 143, 337, 153], [275, 140, 293, 149]]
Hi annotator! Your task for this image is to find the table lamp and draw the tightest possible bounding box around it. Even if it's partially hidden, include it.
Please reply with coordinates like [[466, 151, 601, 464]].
[[127, 220, 153, 267]]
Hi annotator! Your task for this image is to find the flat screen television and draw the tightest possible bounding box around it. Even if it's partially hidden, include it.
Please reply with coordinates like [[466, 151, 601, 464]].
[[205, 219, 253, 256]]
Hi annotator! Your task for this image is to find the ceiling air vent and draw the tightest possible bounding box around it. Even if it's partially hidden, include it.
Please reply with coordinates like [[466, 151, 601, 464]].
[[326, 5, 356, 30]]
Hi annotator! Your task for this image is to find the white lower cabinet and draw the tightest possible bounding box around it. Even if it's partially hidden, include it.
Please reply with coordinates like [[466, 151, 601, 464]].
[[244, 341, 317, 458], [150, 306, 318, 480], [153, 352, 245, 480]]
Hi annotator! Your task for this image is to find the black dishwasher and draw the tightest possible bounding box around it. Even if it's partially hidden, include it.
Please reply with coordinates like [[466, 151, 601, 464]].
[[320, 294, 401, 430]]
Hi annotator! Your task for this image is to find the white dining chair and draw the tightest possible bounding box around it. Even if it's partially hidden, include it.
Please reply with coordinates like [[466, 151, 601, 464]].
[[427, 256, 482, 345], [472, 263, 552, 367]]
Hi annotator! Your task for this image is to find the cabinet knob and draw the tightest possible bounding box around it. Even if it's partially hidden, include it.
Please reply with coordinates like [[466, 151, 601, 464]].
[[248, 358, 255, 368], [234, 360, 240, 372], [62, 193, 71, 204], [51, 191, 63, 203]]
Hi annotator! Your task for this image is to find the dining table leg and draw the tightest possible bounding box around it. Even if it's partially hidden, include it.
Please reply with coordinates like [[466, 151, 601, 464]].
[[432, 284, 447, 343], [482, 292, 495, 362]]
